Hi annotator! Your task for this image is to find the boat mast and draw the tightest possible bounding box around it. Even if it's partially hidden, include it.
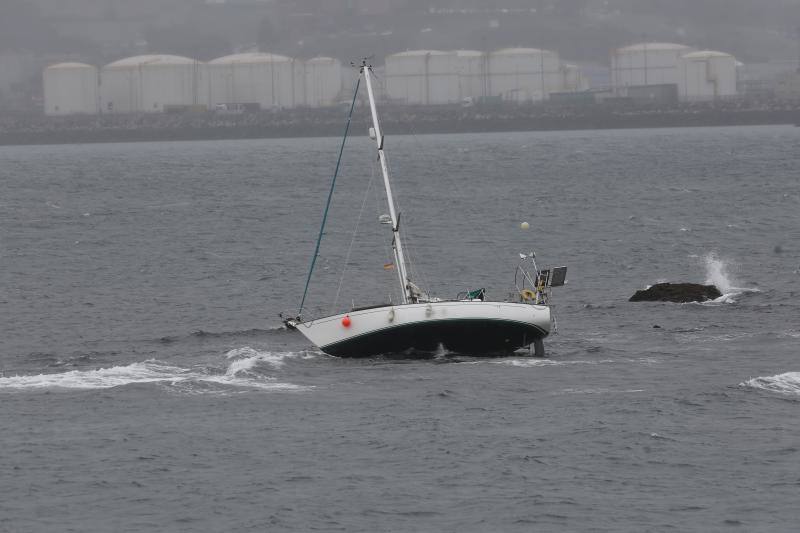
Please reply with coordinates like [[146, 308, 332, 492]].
[[362, 62, 412, 304]]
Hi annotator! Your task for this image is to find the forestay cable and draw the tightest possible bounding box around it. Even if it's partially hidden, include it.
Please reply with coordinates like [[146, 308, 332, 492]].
[[298, 78, 361, 316]]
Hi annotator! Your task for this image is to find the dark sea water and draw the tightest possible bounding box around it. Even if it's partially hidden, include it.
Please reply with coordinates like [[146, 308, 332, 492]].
[[2, 126, 799, 532]]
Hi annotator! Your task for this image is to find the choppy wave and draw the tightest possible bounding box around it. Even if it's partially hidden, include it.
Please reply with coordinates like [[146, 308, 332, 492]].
[[224, 346, 316, 369], [0, 348, 312, 392], [702, 253, 760, 304], [741, 372, 800, 396]]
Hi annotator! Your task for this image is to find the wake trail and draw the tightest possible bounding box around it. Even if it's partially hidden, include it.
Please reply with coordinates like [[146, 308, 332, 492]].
[[741, 372, 800, 397], [0, 348, 314, 392]]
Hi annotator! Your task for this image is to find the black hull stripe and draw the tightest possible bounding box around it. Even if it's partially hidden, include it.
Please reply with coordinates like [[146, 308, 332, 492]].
[[320, 317, 549, 358]]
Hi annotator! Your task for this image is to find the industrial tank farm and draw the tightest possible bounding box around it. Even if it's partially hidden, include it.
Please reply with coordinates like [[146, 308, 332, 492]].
[[39, 43, 740, 115], [43, 63, 99, 116], [100, 55, 204, 114], [678, 51, 738, 101]]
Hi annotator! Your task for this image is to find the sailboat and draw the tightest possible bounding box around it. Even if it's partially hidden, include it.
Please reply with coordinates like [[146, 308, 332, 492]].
[[284, 61, 566, 358]]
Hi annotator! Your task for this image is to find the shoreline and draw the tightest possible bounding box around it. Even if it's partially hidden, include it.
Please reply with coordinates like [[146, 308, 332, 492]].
[[1, 107, 798, 146]]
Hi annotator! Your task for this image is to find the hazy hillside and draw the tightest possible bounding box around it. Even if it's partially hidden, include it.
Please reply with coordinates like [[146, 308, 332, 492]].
[[2, 0, 799, 64]]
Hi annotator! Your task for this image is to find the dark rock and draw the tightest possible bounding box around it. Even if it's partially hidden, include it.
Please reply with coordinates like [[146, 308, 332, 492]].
[[629, 283, 722, 303]]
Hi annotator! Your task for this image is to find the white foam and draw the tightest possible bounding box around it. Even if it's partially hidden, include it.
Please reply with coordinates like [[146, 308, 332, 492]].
[[705, 253, 733, 293], [490, 357, 659, 368], [493, 358, 615, 367], [0, 361, 188, 390], [741, 372, 800, 396], [701, 253, 759, 304], [0, 351, 312, 392], [224, 346, 310, 370], [706, 293, 739, 305], [559, 388, 645, 394]]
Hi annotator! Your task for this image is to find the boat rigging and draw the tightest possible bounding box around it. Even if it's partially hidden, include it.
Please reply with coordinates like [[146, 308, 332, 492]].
[[283, 60, 566, 358]]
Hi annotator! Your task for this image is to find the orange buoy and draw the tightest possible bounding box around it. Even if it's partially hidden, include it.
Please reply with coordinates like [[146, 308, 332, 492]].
[[342, 315, 351, 327]]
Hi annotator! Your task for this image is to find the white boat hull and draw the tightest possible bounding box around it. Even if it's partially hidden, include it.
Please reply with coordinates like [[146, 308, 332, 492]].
[[293, 301, 551, 357]]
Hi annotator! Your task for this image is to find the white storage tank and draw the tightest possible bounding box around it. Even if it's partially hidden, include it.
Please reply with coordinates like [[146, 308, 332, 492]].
[[678, 51, 737, 101], [612, 43, 693, 91], [427, 51, 462, 104], [44, 62, 99, 115], [386, 50, 455, 105], [100, 55, 204, 113], [487, 48, 562, 102], [304, 57, 343, 107], [453, 50, 488, 101], [206, 53, 303, 110], [386, 50, 492, 104]]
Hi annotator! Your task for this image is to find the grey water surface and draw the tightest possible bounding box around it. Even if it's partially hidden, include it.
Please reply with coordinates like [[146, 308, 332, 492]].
[[1, 126, 799, 532]]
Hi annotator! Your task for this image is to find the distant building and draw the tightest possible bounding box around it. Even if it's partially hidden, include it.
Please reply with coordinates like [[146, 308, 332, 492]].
[[206, 53, 342, 109], [385, 50, 458, 105], [40, 51, 345, 115], [612, 43, 693, 93], [206, 53, 300, 110], [303, 57, 344, 107], [385, 48, 584, 105], [677, 51, 738, 101], [44, 62, 99, 115], [488, 48, 563, 103], [100, 55, 204, 114]]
